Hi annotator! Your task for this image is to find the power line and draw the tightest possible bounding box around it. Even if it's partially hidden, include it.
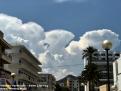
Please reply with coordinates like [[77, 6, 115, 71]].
[[42, 63, 84, 68]]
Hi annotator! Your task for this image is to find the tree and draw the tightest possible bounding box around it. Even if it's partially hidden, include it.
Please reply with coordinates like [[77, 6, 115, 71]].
[[55, 83, 62, 91], [82, 46, 97, 64], [80, 63, 100, 91], [81, 46, 99, 91], [61, 87, 69, 91], [55, 83, 69, 91]]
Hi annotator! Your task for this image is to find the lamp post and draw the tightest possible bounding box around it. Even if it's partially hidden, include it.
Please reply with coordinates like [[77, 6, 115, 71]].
[[11, 73, 16, 79], [11, 73, 17, 85], [102, 40, 112, 91]]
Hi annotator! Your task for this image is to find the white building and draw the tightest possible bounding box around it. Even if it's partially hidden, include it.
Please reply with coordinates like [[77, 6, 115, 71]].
[[112, 55, 121, 91], [4, 45, 42, 91], [0, 31, 12, 82], [39, 73, 56, 91], [57, 75, 81, 91]]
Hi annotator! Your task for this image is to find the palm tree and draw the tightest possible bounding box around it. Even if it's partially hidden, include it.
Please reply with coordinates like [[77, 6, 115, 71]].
[[82, 46, 97, 64], [81, 46, 99, 91], [55, 83, 69, 91], [80, 63, 100, 91], [55, 83, 62, 91]]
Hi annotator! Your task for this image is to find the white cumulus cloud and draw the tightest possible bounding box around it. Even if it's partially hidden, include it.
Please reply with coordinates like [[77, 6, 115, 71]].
[[0, 13, 120, 80], [79, 29, 120, 50], [0, 13, 45, 56], [39, 30, 74, 54]]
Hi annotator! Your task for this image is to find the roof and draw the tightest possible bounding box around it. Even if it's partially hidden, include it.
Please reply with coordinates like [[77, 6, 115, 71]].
[[0, 37, 11, 49], [57, 74, 78, 83]]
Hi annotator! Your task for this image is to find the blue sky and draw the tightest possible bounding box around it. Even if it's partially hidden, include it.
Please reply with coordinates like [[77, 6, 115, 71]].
[[0, 0, 121, 39]]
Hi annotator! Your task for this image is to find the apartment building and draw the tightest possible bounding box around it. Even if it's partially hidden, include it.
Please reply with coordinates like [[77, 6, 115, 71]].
[[4, 45, 42, 91], [83, 51, 120, 91], [112, 55, 121, 91], [39, 73, 56, 91], [91, 51, 120, 86], [57, 75, 81, 91], [0, 31, 12, 80]]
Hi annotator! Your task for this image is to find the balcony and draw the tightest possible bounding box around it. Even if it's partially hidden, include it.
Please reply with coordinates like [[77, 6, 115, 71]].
[[0, 68, 11, 79], [17, 74, 38, 84], [99, 79, 113, 82], [1, 53, 12, 64], [17, 74, 29, 82]]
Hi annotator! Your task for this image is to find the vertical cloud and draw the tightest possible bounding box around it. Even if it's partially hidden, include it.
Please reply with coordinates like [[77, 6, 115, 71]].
[[39, 30, 75, 54], [0, 14, 120, 80], [0, 14, 45, 56], [79, 29, 120, 50]]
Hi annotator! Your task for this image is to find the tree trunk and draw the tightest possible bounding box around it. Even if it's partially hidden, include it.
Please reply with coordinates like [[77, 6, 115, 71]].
[[91, 81, 95, 91], [89, 81, 91, 91]]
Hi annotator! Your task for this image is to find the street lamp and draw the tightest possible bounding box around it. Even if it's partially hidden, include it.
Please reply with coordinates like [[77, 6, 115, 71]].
[[102, 40, 112, 91], [11, 73, 16, 84]]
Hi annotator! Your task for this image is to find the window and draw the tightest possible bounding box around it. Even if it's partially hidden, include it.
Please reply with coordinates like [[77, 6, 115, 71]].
[[18, 70, 23, 74], [19, 49, 22, 53], [18, 81, 20, 84], [115, 53, 120, 56], [101, 53, 105, 56], [102, 58, 106, 60], [108, 54, 112, 56], [93, 53, 98, 56], [0, 79, 5, 85], [108, 58, 113, 60], [41, 77, 47, 82], [19, 60, 22, 64], [28, 76, 31, 80]]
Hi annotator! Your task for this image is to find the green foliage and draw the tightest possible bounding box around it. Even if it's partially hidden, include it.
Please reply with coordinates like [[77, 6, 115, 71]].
[[55, 83, 62, 91], [81, 63, 100, 83], [82, 46, 97, 64], [61, 87, 69, 91], [55, 83, 69, 91], [81, 46, 100, 91]]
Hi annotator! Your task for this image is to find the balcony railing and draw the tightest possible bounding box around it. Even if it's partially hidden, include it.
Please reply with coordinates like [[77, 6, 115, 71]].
[[1, 53, 12, 64], [0, 68, 11, 79]]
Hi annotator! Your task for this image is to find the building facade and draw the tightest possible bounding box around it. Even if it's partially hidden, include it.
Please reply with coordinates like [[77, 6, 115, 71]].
[[39, 73, 56, 91], [57, 75, 81, 91], [112, 55, 121, 91], [92, 51, 120, 85], [83, 51, 120, 91], [0, 31, 12, 80], [4, 45, 42, 91]]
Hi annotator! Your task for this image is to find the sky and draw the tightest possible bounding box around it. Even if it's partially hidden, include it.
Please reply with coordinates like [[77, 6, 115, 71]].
[[0, 0, 121, 80], [0, 0, 121, 39]]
